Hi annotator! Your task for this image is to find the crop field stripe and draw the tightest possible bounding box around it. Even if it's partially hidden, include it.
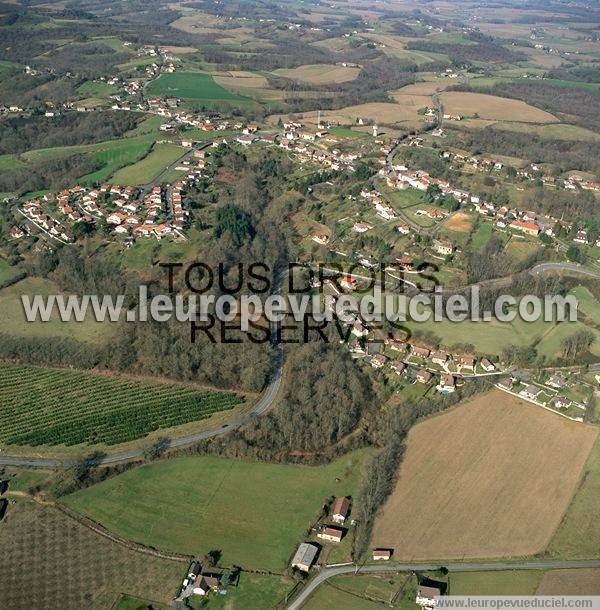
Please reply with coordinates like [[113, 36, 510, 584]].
[[0, 363, 243, 446]]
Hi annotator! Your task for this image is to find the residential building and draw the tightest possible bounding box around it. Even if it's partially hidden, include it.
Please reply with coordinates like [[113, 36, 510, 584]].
[[416, 370, 433, 384], [317, 526, 344, 543], [416, 585, 442, 609], [372, 549, 392, 561], [480, 358, 495, 372], [193, 576, 219, 596], [431, 351, 448, 366], [332, 497, 351, 524]]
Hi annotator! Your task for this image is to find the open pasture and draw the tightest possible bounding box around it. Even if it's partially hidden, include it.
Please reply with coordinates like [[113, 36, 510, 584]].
[[0, 362, 243, 447], [371, 391, 597, 560], [440, 91, 558, 122], [146, 72, 244, 101], [110, 143, 184, 185], [64, 450, 370, 571], [0, 277, 109, 344]]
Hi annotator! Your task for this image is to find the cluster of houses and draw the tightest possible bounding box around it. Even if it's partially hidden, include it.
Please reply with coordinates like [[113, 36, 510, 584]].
[[496, 373, 589, 422], [383, 157, 598, 248], [278, 123, 361, 172], [360, 338, 496, 393], [360, 189, 397, 220], [15, 172, 196, 244], [20, 199, 75, 243], [104, 179, 191, 239]]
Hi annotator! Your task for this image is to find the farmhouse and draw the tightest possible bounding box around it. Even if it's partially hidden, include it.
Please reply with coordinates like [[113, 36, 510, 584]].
[[193, 575, 219, 596], [372, 549, 391, 561], [416, 584, 442, 609], [481, 358, 495, 372], [318, 526, 344, 543], [291, 543, 318, 572], [332, 497, 351, 524]]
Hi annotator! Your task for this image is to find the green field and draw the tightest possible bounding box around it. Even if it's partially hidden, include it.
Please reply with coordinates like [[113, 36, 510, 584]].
[[0, 258, 23, 285], [64, 450, 370, 571], [548, 434, 600, 558], [109, 143, 185, 185], [147, 72, 245, 101], [76, 80, 119, 99], [0, 501, 182, 610], [449, 571, 543, 595], [0, 362, 243, 446], [191, 573, 292, 610], [0, 277, 109, 344], [369, 290, 600, 358], [303, 584, 386, 610]]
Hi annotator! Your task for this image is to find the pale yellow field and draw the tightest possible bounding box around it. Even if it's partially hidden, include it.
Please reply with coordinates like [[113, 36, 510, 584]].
[[273, 64, 361, 85], [394, 82, 449, 96], [440, 91, 558, 123], [371, 390, 598, 560], [214, 70, 269, 89], [537, 570, 600, 595], [271, 102, 422, 127], [442, 212, 475, 233]]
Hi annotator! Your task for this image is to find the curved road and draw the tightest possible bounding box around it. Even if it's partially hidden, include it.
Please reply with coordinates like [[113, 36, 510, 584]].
[[286, 559, 600, 610], [0, 271, 287, 469], [1, 261, 598, 468]]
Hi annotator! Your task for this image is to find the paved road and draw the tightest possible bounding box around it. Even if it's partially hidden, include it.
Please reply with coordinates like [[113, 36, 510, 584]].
[[285, 559, 600, 610], [529, 262, 600, 279], [0, 270, 287, 469]]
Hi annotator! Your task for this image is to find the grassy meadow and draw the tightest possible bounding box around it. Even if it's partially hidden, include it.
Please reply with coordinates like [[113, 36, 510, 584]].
[[64, 450, 371, 571], [110, 143, 185, 185], [0, 277, 110, 344]]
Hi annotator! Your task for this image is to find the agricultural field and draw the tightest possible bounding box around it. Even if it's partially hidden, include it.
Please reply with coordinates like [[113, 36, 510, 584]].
[[273, 64, 361, 85], [0, 277, 109, 344], [449, 571, 542, 595], [0, 501, 183, 610], [371, 390, 598, 560], [0, 362, 244, 447], [302, 582, 389, 610], [548, 435, 600, 559], [536, 569, 600, 594], [63, 450, 371, 571], [213, 70, 269, 89], [440, 91, 558, 123], [109, 143, 185, 185], [272, 102, 423, 129], [146, 72, 246, 102]]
